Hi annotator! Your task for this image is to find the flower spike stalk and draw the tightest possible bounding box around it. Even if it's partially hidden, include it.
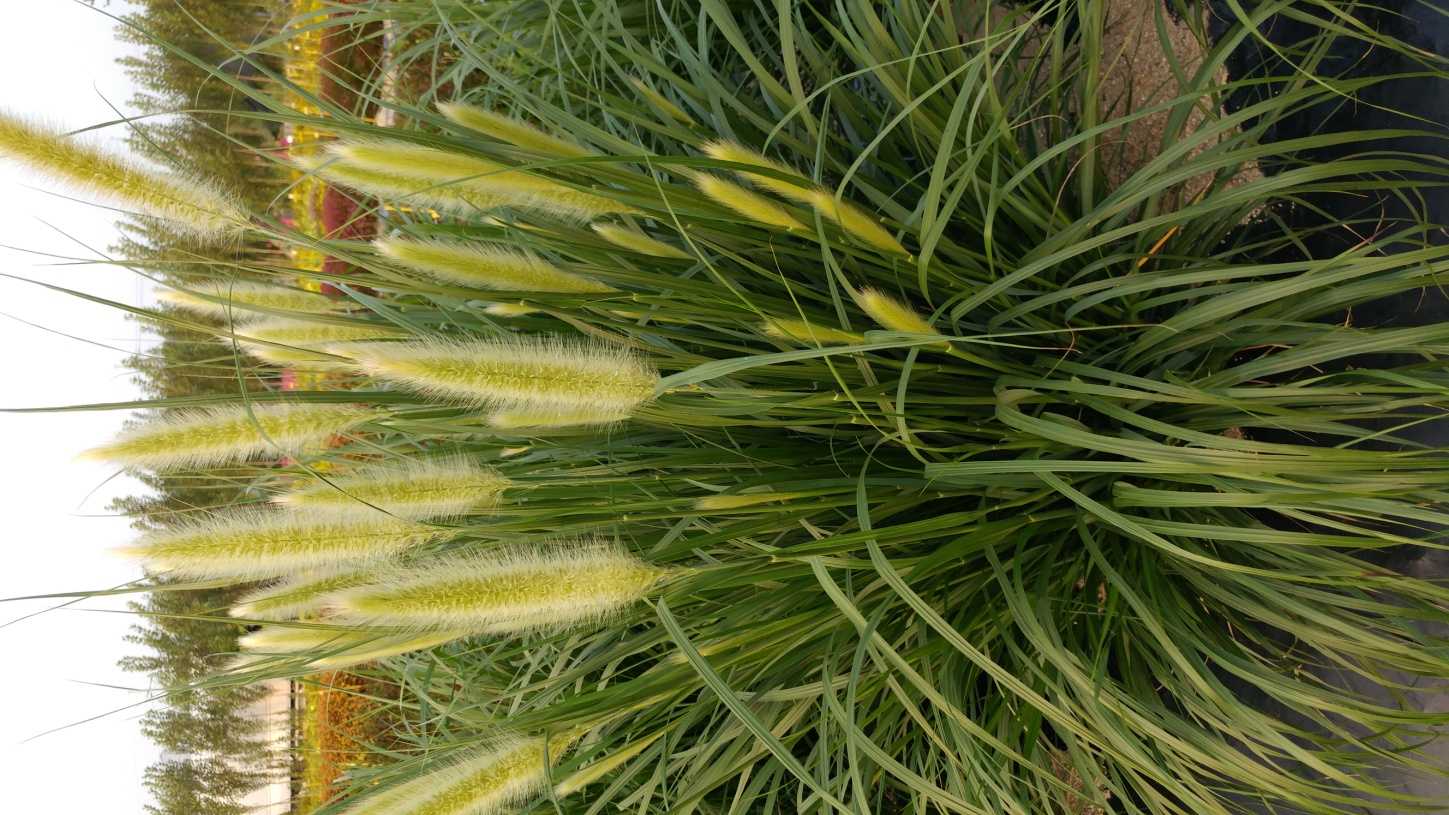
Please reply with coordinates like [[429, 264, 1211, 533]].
[[375, 236, 614, 293], [115, 509, 454, 581], [321, 545, 669, 636], [338, 736, 573, 815], [272, 456, 514, 520], [341, 336, 658, 419], [79, 403, 387, 472], [0, 110, 249, 239]]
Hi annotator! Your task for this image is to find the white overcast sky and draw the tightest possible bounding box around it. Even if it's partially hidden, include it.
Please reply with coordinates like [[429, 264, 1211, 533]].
[[0, 1, 159, 812]]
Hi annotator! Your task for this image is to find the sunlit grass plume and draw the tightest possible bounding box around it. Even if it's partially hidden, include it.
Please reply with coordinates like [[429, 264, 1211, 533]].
[[0, 110, 248, 239], [272, 456, 514, 520], [80, 403, 387, 472]]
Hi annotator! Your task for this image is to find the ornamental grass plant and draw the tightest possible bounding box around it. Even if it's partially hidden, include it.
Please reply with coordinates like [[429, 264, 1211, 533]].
[[13, 1, 1449, 814]]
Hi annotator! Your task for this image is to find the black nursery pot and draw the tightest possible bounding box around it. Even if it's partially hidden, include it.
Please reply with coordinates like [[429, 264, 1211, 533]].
[[1203, 1, 1449, 810], [1210, 0, 1449, 341]]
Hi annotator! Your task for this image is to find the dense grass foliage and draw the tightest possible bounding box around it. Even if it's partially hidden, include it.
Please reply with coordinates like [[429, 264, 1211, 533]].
[[12, 1, 1449, 814]]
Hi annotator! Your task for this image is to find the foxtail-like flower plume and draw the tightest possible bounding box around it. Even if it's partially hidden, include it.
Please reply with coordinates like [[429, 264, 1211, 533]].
[[375, 236, 614, 293], [272, 457, 514, 520], [592, 224, 690, 259], [487, 407, 634, 429], [157, 281, 340, 319], [807, 190, 909, 257], [330, 139, 504, 180], [438, 103, 595, 158], [484, 303, 543, 317], [296, 155, 485, 217], [321, 545, 668, 636], [0, 111, 249, 239], [693, 174, 804, 230], [341, 337, 658, 419], [337, 736, 573, 815], [236, 344, 353, 372], [704, 140, 908, 255], [761, 318, 867, 346], [702, 141, 813, 201], [858, 289, 940, 335], [234, 625, 464, 671], [629, 77, 695, 124], [554, 733, 665, 798], [231, 316, 409, 348], [694, 492, 809, 510], [325, 139, 635, 221], [231, 569, 369, 621], [79, 403, 385, 472], [116, 509, 453, 581]]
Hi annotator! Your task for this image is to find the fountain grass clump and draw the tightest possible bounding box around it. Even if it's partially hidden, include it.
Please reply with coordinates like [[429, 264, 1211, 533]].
[[17, 2, 1449, 814]]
